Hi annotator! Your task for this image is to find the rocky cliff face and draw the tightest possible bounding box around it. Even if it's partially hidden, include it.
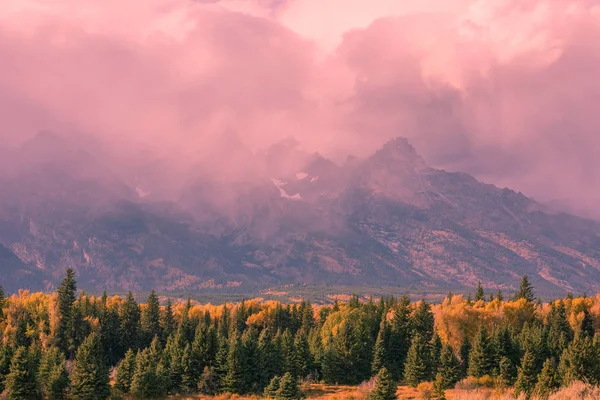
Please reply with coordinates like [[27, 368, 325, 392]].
[[1, 133, 599, 293]]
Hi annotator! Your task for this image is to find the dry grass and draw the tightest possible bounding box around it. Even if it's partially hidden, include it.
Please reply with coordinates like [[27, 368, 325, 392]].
[[165, 381, 600, 400]]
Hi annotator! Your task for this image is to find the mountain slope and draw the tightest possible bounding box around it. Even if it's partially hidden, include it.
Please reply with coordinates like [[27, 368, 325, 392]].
[[0, 135, 599, 294]]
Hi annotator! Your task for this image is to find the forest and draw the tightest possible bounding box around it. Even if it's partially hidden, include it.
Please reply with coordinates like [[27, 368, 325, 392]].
[[1, 269, 600, 399]]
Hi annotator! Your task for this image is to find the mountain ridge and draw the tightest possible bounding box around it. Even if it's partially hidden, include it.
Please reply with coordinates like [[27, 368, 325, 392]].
[[0, 135, 599, 294]]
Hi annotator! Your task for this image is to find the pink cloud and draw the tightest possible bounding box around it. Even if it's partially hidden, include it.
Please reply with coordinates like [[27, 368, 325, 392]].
[[1, 0, 600, 212]]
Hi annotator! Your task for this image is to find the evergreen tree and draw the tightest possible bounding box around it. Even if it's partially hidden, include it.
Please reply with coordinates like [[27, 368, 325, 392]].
[[558, 334, 600, 385], [222, 332, 248, 394], [547, 300, 573, 358], [437, 345, 460, 389], [258, 328, 282, 388], [280, 329, 296, 376], [514, 350, 537, 399], [428, 334, 443, 379], [293, 331, 312, 379], [468, 327, 493, 378], [131, 348, 166, 399], [119, 291, 140, 352], [515, 275, 535, 302], [0, 343, 13, 393], [141, 290, 161, 347], [264, 376, 281, 398], [498, 357, 516, 388], [70, 333, 110, 400], [580, 308, 595, 338], [475, 281, 485, 302], [411, 301, 434, 342], [198, 366, 219, 396], [160, 299, 176, 343], [56, 268, 77, 357], [276, 372, 300, 400], [114, 348, 136, 394], [371, 367, 397, 400], [372, 320, 389, 374], [533, 358, 558, 399], [387, 296, 411, 379], [39, 347, 68, 399], [98, 293, 121, 365], [4, 346, 40, 400], [459, 337, 470, 378], [404, 334, 428, 387], [496, 290, 504, 302], [432, 373, 447, 400]]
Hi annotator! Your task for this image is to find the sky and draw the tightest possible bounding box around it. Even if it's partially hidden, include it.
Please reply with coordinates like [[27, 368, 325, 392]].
[[1, 0, 600, 211]]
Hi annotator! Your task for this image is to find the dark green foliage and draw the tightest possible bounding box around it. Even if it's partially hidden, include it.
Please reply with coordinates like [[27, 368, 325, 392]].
[[276, 372, 300, 400], [411, 300, 434, 343], [387, 296, 412, 379], [371, 367, 397, 400], [130, 338, 167, 399], [56, 268, 77, 357], [514, 350, 538, 398], [119, 292, 141, 353], [459, 337, 470, 377], [141, 290, 161, 348], [432, 373, 447, 400], [468, 327, 493, 378], [533, 358, 558, 399], [98, 293, 121, 365], [428, 334, 443, 379], [293, 331, 312, 379], [515, 275, 535, 302], [70, 333, 110, 400], [114, 349, 136, 394], [580, 308, 595, 338], [222, 332, 248, 394], [372, 320, 389, 374], [558, 333, 600, 385], [198, 366, 219, 395], [475, 281, 484, 302], [437, 345, 460, 389], [264, 375, 281, 398], [39, 347, 69, 399], [547, 300, 573, 358], [160, 299, 176, 342], [498, 356, 516, 387], [5, 346, 40, 400], [0, 343, 14, 393], [404, 333, 428, 387]]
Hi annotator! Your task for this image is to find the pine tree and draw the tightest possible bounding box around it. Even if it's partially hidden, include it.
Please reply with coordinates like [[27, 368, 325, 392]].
[[404, 334, 428, 387], [114, 348, 136, 394], [293, 331, 312, 379], [276, 372, 300, 400], [264, 376, 281, 398], [496, 290, 504, 302], [547, 300, 573, 358], [468, 327, 493, 378], [131, 348, 166, 399], [475, 281, 485, 302], [222, 332, 248, 394], [70, 333, 110, 400], [459, 337, 470, 378], [39, 347, 68, 399], [119, 291, 140, 352], [432, 373, 447, 400], [428, 334, 443, 379], [160, 299, 176, 343], [411, 301, 434, 342], [498, 356, 516, 387], [0, 343, 13, 393], [372, 320, 389, 374], [437, 345, 460, 389], [198, 366, 219, 395], [280, 329, 296, 376], [4, 346, 40, 400], [258, 328, 282, 388], [514, 350, 537, 399], [558, 334, 600, 385], [533, 358, 558, 399], [387, 296, 411, 379], [580, 308, 595, 338], [515, 275, 535, 302], [371, 367, 397, 400], [141, 290, 162, 347], [56, 268, 77, 357], [98, 292, 121, 365]]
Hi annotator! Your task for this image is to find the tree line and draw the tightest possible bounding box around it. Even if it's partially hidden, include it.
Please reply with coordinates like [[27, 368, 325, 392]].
[[0, 271, 599, 399]]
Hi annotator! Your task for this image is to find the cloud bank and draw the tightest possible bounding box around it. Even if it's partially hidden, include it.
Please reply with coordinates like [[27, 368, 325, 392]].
[[1, 0, 600, 212]]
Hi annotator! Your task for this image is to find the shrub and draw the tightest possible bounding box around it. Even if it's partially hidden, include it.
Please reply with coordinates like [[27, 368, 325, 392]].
[[417, 382, 434, 400]]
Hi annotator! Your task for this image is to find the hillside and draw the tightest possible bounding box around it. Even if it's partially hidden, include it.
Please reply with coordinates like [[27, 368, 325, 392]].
[[1, 133, 599, 293]]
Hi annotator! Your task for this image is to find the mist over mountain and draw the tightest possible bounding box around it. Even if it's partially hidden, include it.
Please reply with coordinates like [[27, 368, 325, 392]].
[[1, 132, 599, 294]]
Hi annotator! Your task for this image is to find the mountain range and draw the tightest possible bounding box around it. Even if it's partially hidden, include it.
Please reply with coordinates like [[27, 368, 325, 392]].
[[1, 132, 599, 294]]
